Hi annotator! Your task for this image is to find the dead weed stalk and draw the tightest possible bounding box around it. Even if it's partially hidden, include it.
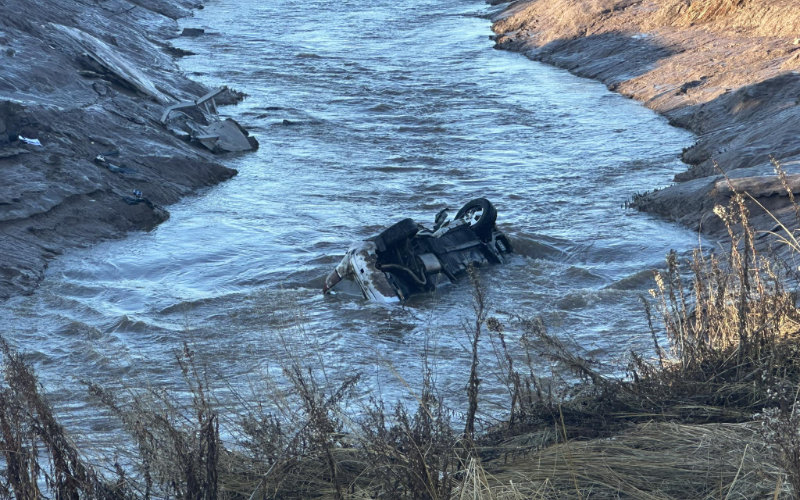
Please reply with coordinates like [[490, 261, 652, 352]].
[[87, 342, 219, 499], [0, 336, 129, 499]]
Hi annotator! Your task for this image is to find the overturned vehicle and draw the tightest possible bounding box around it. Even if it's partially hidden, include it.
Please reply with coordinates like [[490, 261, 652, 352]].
[[323, 198, 512, 302]]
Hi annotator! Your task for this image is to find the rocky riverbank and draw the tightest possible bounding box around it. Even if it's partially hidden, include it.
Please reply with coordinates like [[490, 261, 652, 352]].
[[491, 0, 800, 246], [0, 0, 244, 300]]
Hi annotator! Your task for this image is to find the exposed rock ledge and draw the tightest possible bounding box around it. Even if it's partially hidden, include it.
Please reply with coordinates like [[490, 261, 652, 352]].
[[0, 0, 239, 300], [491, 0, 800, 249]]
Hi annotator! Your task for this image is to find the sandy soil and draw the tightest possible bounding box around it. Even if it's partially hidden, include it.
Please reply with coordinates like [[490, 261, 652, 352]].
[[0, 0, 241, 300], [491, 0, 800, 248]]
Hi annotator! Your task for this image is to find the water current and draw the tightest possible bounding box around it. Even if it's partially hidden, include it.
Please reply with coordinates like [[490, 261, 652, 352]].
[[3, 0, 703, 437]]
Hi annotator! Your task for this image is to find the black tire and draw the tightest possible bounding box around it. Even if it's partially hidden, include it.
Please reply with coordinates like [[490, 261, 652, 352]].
[[374, 217, 419, 252], [455, 198, 497, 240]]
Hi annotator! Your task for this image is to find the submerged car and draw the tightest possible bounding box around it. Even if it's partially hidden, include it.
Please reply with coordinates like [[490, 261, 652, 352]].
[[323, 198, 512, 302]]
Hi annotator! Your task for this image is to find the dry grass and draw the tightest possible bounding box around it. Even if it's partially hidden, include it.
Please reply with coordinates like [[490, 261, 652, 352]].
[[0, 336, 129, 498], [476, 422, 789, 499], [473, 164, 800, 498], [87, 343, 220, 499], [630, 191, 800, 414]]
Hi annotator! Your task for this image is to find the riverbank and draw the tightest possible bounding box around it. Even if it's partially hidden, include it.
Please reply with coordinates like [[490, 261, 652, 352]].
[[0, 0, 239, 300], [491, 0, 800, 245]]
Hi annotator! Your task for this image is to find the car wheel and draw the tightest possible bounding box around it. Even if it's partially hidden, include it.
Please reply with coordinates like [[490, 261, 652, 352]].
[[374, 217, 419, 252], [455, 198, 497, 240]]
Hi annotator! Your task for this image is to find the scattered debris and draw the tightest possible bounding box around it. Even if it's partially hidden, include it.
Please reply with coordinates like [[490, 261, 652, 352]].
[[123, 189, 150, 206], [17, 136, 41, 146], [121, 189, 169, 220], [160, 86, 258, 153], [94, 154, 136, 174]]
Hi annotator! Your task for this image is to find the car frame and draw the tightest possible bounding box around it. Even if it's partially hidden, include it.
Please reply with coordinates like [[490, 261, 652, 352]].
[[323, 198, 512, 302]]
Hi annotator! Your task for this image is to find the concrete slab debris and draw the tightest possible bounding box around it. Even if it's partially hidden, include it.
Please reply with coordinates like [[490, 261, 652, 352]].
[[161, 86, 258, 153]]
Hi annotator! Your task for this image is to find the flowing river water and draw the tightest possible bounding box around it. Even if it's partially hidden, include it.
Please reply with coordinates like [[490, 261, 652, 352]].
[[3, 0, 702, 438]]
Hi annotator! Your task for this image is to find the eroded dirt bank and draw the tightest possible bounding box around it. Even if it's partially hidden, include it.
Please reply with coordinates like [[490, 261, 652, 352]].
[[0, 0, 239, 300], [492, 0, 800, 244]]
